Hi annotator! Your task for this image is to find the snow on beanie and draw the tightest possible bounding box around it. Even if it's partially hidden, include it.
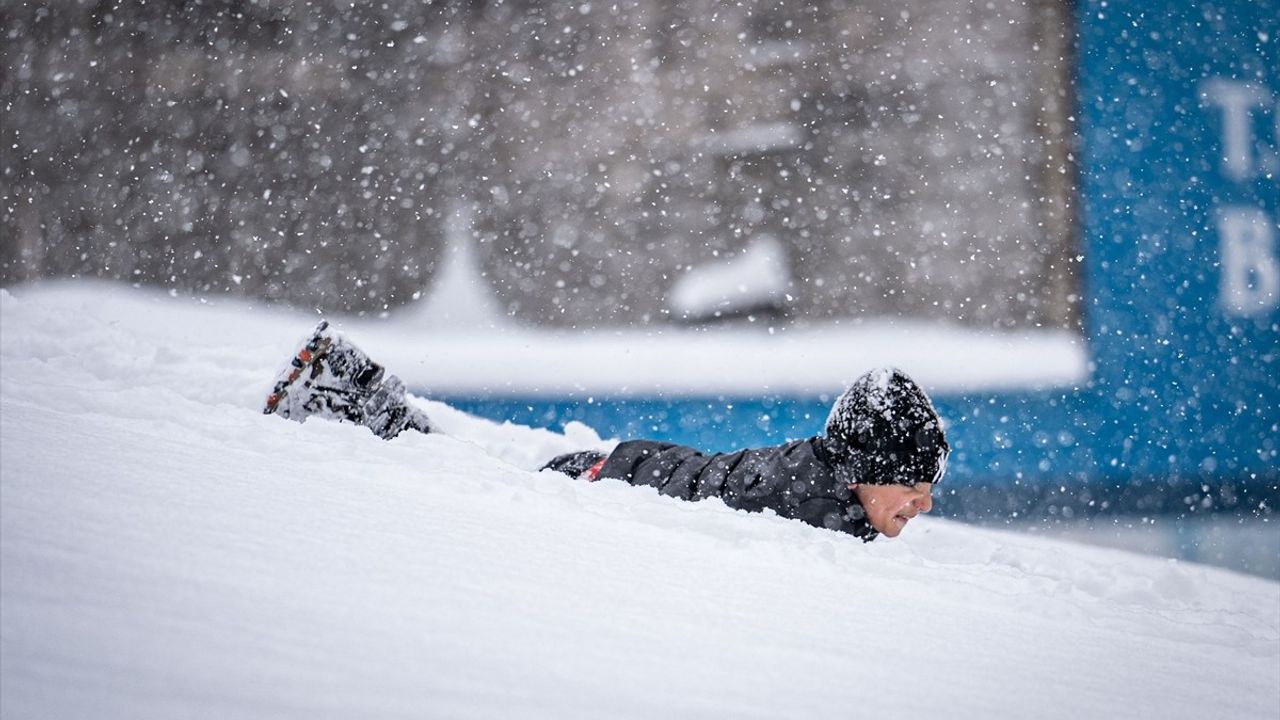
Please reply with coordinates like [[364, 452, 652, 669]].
[[824, 368, 950, 487]]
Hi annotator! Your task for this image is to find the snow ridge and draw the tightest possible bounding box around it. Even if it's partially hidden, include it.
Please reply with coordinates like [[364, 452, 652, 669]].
[[2, 283, 1277, 719]]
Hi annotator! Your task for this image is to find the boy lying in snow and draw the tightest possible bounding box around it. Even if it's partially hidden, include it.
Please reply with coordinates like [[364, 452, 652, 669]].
[[264, 322, 949, 542]]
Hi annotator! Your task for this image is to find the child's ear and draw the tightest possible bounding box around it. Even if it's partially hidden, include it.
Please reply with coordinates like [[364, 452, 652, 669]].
[[846, 482, 859, 491]]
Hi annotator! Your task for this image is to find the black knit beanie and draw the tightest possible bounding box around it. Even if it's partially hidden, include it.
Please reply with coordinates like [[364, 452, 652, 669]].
[[824, 368, 949, 487]]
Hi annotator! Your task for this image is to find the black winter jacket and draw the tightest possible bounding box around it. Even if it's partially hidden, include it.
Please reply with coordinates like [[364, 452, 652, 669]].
[[596, 438, 880, 541]]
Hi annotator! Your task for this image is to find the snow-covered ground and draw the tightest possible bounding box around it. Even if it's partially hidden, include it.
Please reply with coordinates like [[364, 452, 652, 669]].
[[2, 282, 1277, 719]]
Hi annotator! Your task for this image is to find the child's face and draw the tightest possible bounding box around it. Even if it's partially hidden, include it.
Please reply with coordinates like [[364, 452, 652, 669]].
[[851, 482, 935, 537]]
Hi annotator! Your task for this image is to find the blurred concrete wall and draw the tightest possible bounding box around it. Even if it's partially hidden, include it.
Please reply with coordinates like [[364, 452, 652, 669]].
[[2, 0, 1078, 327]]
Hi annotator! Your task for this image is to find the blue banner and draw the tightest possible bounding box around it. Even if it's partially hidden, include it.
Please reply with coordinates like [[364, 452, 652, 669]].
[[1076, 0, 1277, 481]]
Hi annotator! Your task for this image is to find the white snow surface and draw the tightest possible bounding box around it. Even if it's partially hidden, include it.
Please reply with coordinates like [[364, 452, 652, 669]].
[[667, 235, 792, 319], [2, 282, 1278, 719]]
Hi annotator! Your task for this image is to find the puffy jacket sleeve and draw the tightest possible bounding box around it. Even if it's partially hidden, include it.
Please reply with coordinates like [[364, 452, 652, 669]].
[[597, 438, 878, 541]]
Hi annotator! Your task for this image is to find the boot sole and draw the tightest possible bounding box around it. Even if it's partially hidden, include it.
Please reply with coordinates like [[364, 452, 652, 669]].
[[263, 321, 336, 415]]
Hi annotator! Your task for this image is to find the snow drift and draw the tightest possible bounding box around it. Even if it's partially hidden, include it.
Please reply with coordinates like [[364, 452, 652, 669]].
[[1, 283, 1276, 719]]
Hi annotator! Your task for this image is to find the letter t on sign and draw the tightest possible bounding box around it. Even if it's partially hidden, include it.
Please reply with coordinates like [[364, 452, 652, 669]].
[[1200, 79, 1274, 182]]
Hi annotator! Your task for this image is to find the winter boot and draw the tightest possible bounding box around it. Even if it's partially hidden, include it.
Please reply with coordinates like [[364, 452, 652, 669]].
[[541, 450, 609, 480], [263, 321, 433, 440]]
